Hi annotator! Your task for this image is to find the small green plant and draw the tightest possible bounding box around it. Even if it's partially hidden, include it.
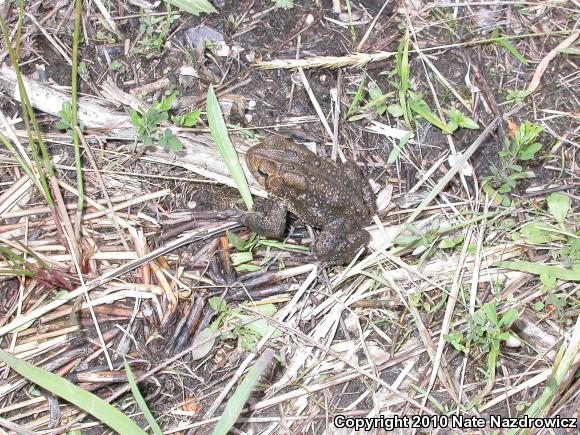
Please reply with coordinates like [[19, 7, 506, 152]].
[[393, 220, 441, 257], [130, 91, 189, 151], [373, 30, 478, 136], [109, 60, 122, 72], [209, 297, 282, 352], [134, 6, 179, 58], [484, 121, 543, 194], [172, 109, 201, 127], [78, 61, 89, 81], [227, 230, 308, 272], [444, 107, 479, 132], [506, 89, 531, 105], [95, 29, 116, 44], [445, 303, 518, 409], [489, 28, 527, 65], [55, 101, 84, 135]]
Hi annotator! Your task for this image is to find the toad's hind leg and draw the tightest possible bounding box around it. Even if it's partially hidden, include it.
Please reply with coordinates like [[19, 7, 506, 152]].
[[240, 200, 287, 239], [314, 221, 371, 265]]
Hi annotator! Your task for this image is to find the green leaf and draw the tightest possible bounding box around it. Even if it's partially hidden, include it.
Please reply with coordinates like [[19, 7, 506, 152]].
[[346, 73, 367, 117], [518, 142, 542, 160], [207, 85, 254, 210], [208, 297, 227, 312], [514, 122, 543, 148], [164, 0, 216, 16], [0, 350, 147, 434], [490, 28, 528, 65], [498, 309, 518, 327], [520, 222, 567, 245], [540, 272, 557, 291], [446, 119, 458, 133], [182, 109, 201, 126], [409, 92, 452, 134], [500, 261, 580, 281], [273, 0, 294, 9], [387, 131, 412, 164], [124, 358, 162, 435], [212, 350, 274, 435], [547, 192, 570, 224], [559, 47, 580, 55], [191, 323, 218, 360], [387, 104, 404, 118], [231, 251, 253, 266], [227, 230, 248, 251], [444, 107, 479, 130], [482, 303, 498, 323]]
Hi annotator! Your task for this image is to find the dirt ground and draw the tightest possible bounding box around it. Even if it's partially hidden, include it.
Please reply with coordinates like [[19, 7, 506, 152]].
[[0, 0, 578, 434]]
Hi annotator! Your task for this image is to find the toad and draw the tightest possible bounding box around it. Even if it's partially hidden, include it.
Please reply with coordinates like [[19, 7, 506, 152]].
[[241, 136, 376, 265]]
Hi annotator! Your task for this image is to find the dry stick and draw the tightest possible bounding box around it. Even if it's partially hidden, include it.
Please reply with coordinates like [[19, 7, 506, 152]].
[[404, 12, 472, 203], [248, 306, 437, 415], [297, 67, 346, 163], [61, 222, 114, 370], [203, 265, 319, 419], [57, 181, 130, 220], [80, 130, 131, 251], [405, 117, 500, 224], [24, 13, 71, 65], [422, 228, 473, 412], [51, 315, 263, 435], [255, 30, 572, 70], [458, 195, 489, 411], [330, 69, 341, 162], [355, 0, 392, 52], [381, 269, 459, 403], [80, 189, 169, 222], [0, 175, 31, 215], [0, 417, 36, 435], [0, 222, 237, 337]]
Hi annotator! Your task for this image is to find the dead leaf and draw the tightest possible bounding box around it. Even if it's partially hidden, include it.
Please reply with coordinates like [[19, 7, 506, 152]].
[[527, 31, 579, 93], [507, 120, 518, 139]]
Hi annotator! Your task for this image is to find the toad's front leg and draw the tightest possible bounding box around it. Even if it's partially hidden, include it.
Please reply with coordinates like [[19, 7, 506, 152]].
[[314, 219, 371, 265], [240, 200, 288, 239]]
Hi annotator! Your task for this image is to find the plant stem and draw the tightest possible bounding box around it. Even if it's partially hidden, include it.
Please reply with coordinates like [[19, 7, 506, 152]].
[[72, 0, 84, 240]]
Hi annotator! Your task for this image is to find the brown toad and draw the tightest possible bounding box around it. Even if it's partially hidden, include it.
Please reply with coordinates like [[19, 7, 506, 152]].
[[241, 136, 376, 265]]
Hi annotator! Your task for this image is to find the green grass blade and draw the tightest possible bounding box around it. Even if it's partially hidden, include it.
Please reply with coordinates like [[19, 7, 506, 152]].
[[164, 0, 216, 15], [212, 350, 274, 435], [500, 261, 580, 281], [490, 28, 528, 65], [124, 358, 162, 435], [387, 131, 412, 164], [346, 72, 367, 117], [71, 0, 84, 237], [206, 85, 254, 210], [0, 349, 147, 435]]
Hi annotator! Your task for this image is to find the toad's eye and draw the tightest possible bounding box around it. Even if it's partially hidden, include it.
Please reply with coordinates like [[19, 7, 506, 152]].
[[310, 175, 317, 183], [257, 168, 268, 178]]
